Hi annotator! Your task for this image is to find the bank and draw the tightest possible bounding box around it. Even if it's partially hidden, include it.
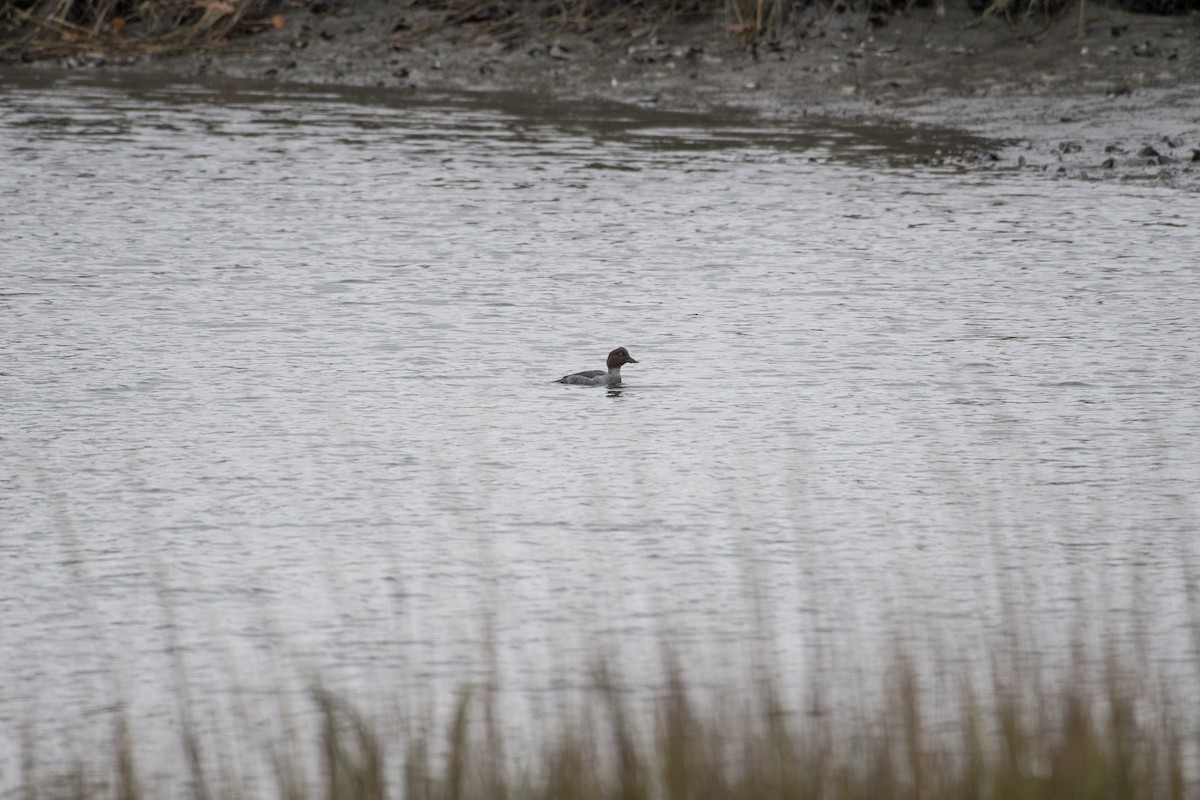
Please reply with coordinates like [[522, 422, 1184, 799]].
[[5, 0, 1200, 186]]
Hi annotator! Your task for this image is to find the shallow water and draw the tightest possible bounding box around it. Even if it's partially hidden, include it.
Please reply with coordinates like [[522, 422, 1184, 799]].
[[2, 67, 1199, 791]]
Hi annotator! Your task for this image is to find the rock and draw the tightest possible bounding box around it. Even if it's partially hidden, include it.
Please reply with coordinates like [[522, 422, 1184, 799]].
[[628, 42, 672, 63]]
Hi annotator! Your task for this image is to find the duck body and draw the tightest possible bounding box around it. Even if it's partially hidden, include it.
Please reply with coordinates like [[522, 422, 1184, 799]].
[[557, 347, 639, 386]]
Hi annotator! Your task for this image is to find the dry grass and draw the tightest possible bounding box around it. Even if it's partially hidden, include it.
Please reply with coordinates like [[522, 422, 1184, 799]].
[[0, 0, 276, 60], [14, 645, 1193, 800]]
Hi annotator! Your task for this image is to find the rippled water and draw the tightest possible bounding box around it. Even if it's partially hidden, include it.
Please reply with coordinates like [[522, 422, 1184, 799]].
[[2, 67, 1199, 790]]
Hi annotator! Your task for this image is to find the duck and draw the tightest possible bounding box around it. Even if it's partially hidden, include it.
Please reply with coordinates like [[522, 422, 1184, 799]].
[[556, 347, 639, 386]]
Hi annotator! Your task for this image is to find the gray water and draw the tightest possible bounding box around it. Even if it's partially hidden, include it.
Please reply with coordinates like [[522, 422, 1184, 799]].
[[2, 67, 1199, 792]]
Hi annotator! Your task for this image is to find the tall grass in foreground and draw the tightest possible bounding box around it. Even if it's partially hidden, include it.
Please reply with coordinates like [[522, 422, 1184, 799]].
[[16, 649, 1192, 800]]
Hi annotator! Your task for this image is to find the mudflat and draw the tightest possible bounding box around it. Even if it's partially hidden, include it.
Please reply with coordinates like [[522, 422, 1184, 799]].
[[23, 1, 1200, 186]]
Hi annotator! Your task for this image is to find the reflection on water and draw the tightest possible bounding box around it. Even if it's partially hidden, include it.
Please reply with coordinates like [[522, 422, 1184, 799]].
[[1, 67, 1198, 786]]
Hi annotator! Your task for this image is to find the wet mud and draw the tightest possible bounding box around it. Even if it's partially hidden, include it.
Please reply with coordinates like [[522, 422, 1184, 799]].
[[23, 1, 1200, 188]]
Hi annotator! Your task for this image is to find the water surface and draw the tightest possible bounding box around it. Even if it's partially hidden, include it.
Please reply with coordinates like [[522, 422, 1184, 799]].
[[2, 67, 1198, 790]]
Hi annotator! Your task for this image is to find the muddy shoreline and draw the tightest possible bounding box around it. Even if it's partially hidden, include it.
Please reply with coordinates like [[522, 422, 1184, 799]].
[[20, 2, 1200, 187]]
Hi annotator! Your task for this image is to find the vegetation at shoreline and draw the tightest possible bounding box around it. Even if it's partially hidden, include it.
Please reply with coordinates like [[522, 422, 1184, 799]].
[[1, 0, 1196, 64], [15, 647, 1193, 800], [1, 0, 269, 60]]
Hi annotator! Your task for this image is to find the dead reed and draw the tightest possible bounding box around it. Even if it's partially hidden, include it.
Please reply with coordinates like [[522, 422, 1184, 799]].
[[0, 0, 278, 61], [14, 645, 1193, 800]]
